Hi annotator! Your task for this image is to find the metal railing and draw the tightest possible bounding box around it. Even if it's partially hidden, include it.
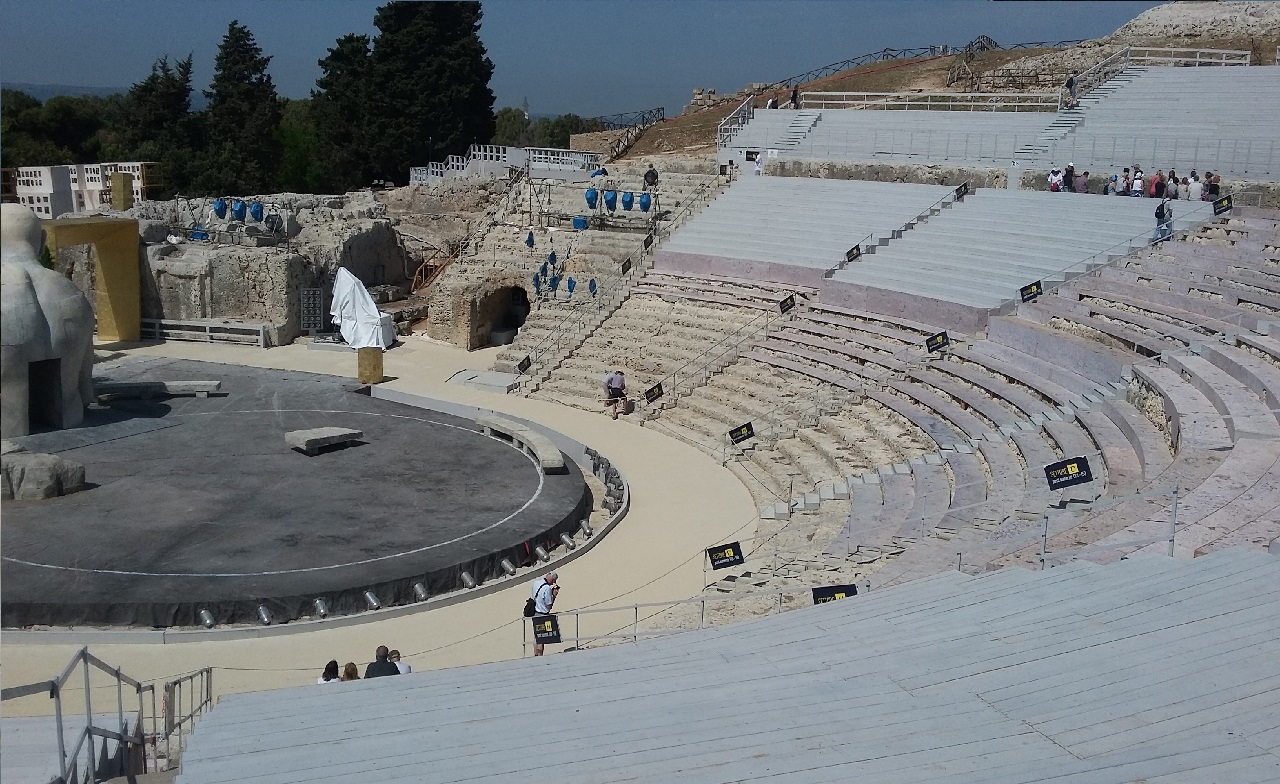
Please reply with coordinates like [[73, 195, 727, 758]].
[[634, 307, 782, 417], [758, 40, 1085, 94], [993, 194, 1225, 315], [717, 95, 756, 146], [1, 648, 215, 781], [525, 147, 602, 171], [1042, 135, 1277, 178], [2, 648, 150, 783], [802, 92, 1059, 111], [1062, 46, 1132, 109], [591, 106, 665, 130], [512, 173, 726, 392], [521, 586, 821, 654], [158, 668, 214, 767], [1129, 47, 1251, 66]]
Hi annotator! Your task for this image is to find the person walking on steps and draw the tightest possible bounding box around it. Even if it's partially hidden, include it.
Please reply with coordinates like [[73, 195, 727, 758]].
[[530, 572, 559, 656], [644, 164, 659, 192], [1064, 70, 1078, 108], [789, 86, 800, 109], [1152, 198, 1174, 244], [602, 369, 627, 419]]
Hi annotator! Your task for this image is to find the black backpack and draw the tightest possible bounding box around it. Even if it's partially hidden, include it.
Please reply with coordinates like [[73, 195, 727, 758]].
[[1155, 203, 1166, 221], [523, 598, 537, 617]]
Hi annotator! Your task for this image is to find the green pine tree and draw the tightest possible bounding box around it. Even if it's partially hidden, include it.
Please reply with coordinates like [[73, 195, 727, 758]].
[[364, 2, 496, 181], [311, 33, 374, 191], [193, 21, 282, 194]]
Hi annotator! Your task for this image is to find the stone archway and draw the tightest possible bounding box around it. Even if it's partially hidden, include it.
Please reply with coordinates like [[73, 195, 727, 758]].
[[475, 285, 530, 348]]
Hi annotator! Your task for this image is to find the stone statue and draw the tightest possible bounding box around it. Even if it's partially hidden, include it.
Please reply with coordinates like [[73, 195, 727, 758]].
[[1, 204, 96, 437]]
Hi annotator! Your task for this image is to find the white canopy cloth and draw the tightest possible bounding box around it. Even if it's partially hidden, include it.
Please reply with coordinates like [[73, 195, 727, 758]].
[[329, 267, 392, 349]]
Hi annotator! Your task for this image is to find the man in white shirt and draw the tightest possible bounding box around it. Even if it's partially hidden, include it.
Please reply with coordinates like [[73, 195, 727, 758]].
[[1187, 177, 1204, 202], [530, 572, 559, 656]]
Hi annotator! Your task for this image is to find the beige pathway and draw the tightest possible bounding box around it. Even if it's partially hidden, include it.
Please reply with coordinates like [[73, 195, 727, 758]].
[[1, 337, 757, 714]]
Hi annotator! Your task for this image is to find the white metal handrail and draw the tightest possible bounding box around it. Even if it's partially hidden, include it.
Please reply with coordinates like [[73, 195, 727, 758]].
[[521, 586, 823, 654], [635, 306, 779, 416], [1062, 46, 1131, 109], [1129, 47, 1251, 66], [993, 194, 1225, 314], [2, 647, 151, 783], [802, 92, 1059, 112], [717, 95, 756, 146], [512, 173, 725, 391]]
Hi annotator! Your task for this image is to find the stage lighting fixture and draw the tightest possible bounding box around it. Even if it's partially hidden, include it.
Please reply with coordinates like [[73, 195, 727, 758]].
[[413, 582, 429, 601], [579, 520, 594, 538], [198, 609, 215, 629], [363, 590, 381, 610], [500, 559, 517, 576], [257, 605, 273, 625], [313, 598, 329, 618], [460, 571, 477, 589], [560, 532, 577, 550], [534, 546, 550, 562]]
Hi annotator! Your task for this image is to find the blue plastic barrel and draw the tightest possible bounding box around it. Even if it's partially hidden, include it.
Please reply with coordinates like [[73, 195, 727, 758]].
[[213, 198, 228, 220], [566, 277, 576, 297], [621, 192, 634, 211], [638, 192, 652, 212], [603, 190, 617, 212], [572, 216, 588, 231], [231, 199, 247, 222], [249, 201, 264, 222], [585, 188, 599, 209]]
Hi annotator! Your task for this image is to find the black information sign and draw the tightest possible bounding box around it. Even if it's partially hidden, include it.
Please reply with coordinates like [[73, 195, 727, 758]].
[[745, 150, 760, 162], [621, 258, 633, 275], [778, 294, 796, 314], [1044, 456, 1094, 491], [812, 584, 859, 604], [516, 355, 532, 374], [728, 421, 755, 444], [644, 382, 664, 404], [1212, 194, 1233, 216], [531, 614, 561, 644], [1020, 280, 1043, 303], [955, 182, 969, 198], [926, 331, 951, 354], [643, 233, 654, 250], [707, 541, 745, 570], [845, 244, 862, 264]]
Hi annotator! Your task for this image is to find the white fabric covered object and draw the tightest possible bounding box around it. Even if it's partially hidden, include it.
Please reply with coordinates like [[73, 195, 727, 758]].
[[328, 267, 391, 350]]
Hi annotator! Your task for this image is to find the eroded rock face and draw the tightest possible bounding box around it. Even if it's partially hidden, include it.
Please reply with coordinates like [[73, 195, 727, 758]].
[[1, 450, 87, 500], [1106, 1, 1280, 43]]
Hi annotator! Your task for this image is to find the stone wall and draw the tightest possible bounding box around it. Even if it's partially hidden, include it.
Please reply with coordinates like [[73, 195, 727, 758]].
[[769, 159, 1007, 189], [426, 271, 536, 350]]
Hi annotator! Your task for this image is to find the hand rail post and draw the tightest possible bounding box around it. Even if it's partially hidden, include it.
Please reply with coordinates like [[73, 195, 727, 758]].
[[116, 667, 126, 777], [54, 682, 69, 784], [83, 654, 96, 782]]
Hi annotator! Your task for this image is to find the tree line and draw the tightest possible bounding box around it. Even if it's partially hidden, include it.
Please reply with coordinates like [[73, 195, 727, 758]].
[[2, 2, 604, 199]]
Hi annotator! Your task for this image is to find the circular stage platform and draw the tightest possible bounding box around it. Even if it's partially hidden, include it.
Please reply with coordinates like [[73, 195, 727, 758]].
[[1, 358, 589, 628]]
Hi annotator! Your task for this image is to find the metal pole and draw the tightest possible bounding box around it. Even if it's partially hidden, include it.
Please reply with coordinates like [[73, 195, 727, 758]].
[[83, 657, 96, 782], [54, 685, 69, 784], [957, 552, 963, 571], [116, 668, 126, 776], [1040, 513, 1050, 570], [575, 613, 580, 648], [522, 618, 527, 658], [700, 599, 706, 629], [137, 685, 146, 774], [1168, 488, 1179, 557], [633, 605, 639, 643]]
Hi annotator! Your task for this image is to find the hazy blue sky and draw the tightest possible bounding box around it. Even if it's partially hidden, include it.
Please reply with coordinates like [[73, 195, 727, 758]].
[[1, 1, 1163, 117]]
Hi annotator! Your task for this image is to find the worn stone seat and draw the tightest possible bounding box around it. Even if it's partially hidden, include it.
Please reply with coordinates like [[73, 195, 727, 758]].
[[285, 427, 363, 456], [475, 415, 566, 474]]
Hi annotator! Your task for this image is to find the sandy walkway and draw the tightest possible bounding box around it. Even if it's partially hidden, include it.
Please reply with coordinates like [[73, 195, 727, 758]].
[[1, 337, 756, 714]]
